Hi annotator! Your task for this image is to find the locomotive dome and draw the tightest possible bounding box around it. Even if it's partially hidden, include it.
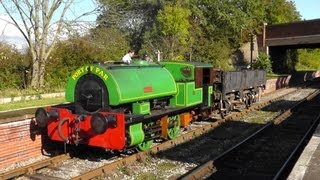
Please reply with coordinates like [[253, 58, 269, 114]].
[[65, 63, 177, 113]]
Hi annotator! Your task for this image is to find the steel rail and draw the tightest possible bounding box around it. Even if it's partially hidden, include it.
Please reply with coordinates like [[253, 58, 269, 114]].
[[179, 89, 320, 180], [0, 153, 70, 180], [273, 90, 320, 179]]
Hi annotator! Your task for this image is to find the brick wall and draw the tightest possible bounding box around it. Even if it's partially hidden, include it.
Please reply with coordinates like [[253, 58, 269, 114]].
[[264, 71, 320, 94], [0, 116, 43, 169], [264, 76, 291, 94]]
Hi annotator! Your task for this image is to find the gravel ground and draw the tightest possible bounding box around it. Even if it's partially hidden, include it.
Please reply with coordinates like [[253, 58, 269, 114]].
[[104, 121, 263, 180], [1, 86, 318, 179], [0, 155, 49, 174]]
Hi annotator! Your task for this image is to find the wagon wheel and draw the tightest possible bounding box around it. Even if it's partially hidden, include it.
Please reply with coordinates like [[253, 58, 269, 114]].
[[138, 140, 153, 151], [244, 96, 250, 109], [249, 93, 255, 104], [246, 92, 255, 107], [219, 100, 230, 119], [218, 101, 225, 119], [167, 115, 180, 139], [257, 87, 262, 102], [228, 100, 234, 111]]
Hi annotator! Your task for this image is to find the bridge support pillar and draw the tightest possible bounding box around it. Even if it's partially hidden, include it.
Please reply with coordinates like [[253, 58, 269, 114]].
[[269, 47, 298, 73], [269, 47, 288, 73]]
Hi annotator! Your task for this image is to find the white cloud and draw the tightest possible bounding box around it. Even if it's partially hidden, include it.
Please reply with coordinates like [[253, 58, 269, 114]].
[[0, 14, 27, 49], [0, 12, 96, 51]]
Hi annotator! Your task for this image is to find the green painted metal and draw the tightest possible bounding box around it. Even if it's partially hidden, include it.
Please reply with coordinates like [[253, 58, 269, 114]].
[[132, 60, 149, 65], [161, 62, 195, 82], [167, 115, 180, 139], [161, 61, 213, 82], [208, 86, 213, 106], [137, 140, 153, 151], [128, 123, 145, 146], [170, 82, 203, 107], [65, 64, 177, 105], [133, 102, 150, 115]]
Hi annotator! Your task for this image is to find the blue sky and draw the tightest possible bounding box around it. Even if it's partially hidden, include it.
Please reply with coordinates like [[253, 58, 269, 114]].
[[292, 0, 320, 20], [65, 0, 98, 22]]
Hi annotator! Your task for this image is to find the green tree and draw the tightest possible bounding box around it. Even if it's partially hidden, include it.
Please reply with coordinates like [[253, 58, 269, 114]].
[[97, 0, 301, 70], [264, 0, 301, 24], [156, 3, 191, 60], [88, 27, 129, 61], [295, 49, 320, 70], [97, 0, 162, 50]]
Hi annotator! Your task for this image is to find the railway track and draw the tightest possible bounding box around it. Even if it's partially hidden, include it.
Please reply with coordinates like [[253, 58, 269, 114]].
[[0, 154, 70, 179], [0, 85, 316, 179], [180, 89, 320, 179]]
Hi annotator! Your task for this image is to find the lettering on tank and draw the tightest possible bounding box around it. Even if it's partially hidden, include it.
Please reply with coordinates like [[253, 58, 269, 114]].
[[95, 67, 109, 81], [71, 66, 108, 81]]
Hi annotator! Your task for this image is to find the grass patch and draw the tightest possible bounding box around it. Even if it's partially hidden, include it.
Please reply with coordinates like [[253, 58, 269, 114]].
[[266, 73, 288, 79], [158, 162, 176, 172], [136, 172, 158, 180], [118, 166, 131, 176], [0, 88, 64, 98], [244, 111, 278, 123], [0, 97, 65, 112]]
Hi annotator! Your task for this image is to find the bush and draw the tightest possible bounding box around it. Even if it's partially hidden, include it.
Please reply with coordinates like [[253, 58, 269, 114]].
[[0, 43, 28, 90], [253, 52, 273, 73]]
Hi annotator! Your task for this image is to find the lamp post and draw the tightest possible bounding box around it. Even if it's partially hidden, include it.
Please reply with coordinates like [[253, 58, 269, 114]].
[[250, 33, 254, 69]]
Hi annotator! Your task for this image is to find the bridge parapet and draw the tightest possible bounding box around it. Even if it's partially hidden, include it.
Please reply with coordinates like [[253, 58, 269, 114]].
[[267, 19, 320, 39]]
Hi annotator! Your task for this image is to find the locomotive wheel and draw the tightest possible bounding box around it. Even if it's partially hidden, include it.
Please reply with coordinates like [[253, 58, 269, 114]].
[[167, 115, 180, 139], [245, 93, 254, 108], [138, 140, 153, 151]]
